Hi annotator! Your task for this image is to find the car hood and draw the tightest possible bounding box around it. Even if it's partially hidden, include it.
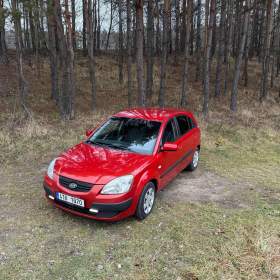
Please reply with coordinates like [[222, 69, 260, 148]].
[[55, 142, 152, 184]]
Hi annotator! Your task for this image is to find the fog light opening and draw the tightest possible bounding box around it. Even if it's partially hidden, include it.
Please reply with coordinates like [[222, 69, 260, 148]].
[[89, 208, 99, 213]]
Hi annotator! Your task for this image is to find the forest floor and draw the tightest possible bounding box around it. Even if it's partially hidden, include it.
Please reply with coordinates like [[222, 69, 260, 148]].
[[0, 53, 280, 279]]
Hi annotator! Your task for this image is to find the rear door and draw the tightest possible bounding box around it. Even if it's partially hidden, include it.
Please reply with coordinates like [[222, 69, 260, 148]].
[[173, 115, 197, 171]]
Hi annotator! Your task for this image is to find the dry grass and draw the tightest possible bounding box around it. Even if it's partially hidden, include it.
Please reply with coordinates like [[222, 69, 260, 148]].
[[0, 54, 280, 279]]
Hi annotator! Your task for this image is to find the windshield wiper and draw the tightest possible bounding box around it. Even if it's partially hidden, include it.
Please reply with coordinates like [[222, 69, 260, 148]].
[[108, 143, 131, 151], [88, 140, 131, 151]]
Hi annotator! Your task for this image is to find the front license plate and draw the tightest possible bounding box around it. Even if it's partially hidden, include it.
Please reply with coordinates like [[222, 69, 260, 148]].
[[56, 192, 85, 208]]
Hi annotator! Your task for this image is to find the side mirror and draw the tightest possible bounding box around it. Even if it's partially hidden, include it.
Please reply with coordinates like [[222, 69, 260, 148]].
[[86, 129, 94, 137], [161, 142, 178, 152]]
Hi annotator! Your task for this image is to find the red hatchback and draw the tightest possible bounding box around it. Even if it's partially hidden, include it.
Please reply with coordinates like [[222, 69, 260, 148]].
[[43, 108, 201, 221]]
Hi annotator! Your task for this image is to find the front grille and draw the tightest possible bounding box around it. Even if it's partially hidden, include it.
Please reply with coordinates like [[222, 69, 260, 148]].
[[59, 176, 93, 192]]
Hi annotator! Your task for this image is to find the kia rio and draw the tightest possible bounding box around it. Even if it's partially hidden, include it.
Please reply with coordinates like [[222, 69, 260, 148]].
[[43, 108, 201, 221]]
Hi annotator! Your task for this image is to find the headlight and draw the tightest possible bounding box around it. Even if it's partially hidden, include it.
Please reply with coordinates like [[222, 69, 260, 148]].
[[101, 175, 133, 194], [47, 158, 57, 180]]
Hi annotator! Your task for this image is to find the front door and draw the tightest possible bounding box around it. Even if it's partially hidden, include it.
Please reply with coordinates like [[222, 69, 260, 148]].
[[157, 119, 181, 188]]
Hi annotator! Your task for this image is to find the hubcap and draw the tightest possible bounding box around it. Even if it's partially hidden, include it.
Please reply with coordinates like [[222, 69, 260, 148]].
[[193, 150, 199, 167], [143, 187, 155, 214]]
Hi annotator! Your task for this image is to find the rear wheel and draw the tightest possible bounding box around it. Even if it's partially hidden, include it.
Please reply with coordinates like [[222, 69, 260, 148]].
[[187, 148, 200, 171], [135, 182, 156, 220]]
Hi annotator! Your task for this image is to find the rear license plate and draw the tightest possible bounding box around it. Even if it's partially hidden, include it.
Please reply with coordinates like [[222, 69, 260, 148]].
[[56, 192, 85, 208]]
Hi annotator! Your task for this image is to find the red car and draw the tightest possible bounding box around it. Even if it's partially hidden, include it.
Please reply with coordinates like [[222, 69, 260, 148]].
[[43, 108, 201, 221]]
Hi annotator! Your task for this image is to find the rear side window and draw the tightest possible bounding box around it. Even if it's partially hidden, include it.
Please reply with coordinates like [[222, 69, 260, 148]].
[[176, 115, 195, 136]]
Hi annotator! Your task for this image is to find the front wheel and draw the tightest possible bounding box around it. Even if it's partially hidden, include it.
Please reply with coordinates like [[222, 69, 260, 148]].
[[135, 182, 156, 220], [187, 148, 200, 171]]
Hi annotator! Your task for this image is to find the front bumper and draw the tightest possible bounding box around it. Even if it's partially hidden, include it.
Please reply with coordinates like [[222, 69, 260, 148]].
[[43, 177, 135, 221]]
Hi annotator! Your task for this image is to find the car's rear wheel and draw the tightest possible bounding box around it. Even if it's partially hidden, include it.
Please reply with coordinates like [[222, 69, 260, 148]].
[[135, 182, 156, 220], [187, 148, 200, 171]]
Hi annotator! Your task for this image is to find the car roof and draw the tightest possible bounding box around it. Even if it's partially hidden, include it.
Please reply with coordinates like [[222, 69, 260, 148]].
[[113, 108, 193, 122]]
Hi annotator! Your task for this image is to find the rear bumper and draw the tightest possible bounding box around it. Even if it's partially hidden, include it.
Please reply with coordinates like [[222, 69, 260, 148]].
[[43, 181, 134, 221]]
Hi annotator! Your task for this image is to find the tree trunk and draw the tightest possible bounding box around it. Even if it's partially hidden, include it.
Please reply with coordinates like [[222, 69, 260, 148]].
[[168, 1, 172, 54], [12, 0, 30, 117], [260, 0, 273, 101], [28, 4, 36, 52], [174, 0, 180, 63], [135, 0, 145, 106], [23, 5, 30, 50], [94, 0, 97, 51], [118, 0, 124, 84], [47, 0, 59, 103], [71, 0, 76, 50], [243, 34, 250, 87], [257, 3, 265, 62], [127, 0, 132, 106], [155, 0, 161, 56], [210, 5, 216, 58], [180, 0, 186, 52], [158, 0, 170, 107], [97, 0, 101, 51], [0, 0, 8, 64], [230, 1, 250, 112], [106, 0, 113, 50], [189, 0, 194, 55], [63, 0, 75, 119], [214, 0, 226, 97], [249, 2, 259, 58], [195, 0, 202, 81], [82, 0, 87, 55], [180, 0, 192, 106], [146, 0, 154, 99], [223, 0, 234, 95], [34, 1, 41, 78], [232, 0, 241, 58], [85, 0, 97, 110], [202, 0, 215, 117], [132, 7, 137, 59], [54, 0, 75, 119]]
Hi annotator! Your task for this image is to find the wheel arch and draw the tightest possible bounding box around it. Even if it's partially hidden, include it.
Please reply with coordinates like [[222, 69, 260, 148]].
[[149, 178, 159, 192]]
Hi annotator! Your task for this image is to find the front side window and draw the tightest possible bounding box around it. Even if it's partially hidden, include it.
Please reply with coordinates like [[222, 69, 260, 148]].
[[162, 120, 176, 145], [89, 117, 161, 155], [176, 115, 192, 136]]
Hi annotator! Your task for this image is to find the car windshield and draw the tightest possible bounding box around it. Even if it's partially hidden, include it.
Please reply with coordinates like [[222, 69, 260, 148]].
[[88, 117, 161, 155]]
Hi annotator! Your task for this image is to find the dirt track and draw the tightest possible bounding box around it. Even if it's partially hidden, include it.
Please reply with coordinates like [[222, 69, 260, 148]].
[[158, 167, 256, 208]]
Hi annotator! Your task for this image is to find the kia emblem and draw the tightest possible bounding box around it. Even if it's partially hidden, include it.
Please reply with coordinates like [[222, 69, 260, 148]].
[[69, 182, 78, 189]]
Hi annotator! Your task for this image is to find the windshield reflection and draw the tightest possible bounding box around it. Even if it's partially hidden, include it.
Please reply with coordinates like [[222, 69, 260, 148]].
[[88, 117, 161, 155]]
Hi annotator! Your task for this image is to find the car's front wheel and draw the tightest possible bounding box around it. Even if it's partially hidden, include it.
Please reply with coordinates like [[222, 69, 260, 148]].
[[135, 182, 156, 220]]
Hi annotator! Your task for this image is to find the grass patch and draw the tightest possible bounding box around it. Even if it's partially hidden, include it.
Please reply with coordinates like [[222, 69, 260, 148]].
[[1, 192, 280, 279], [201, 123, 280, 189]]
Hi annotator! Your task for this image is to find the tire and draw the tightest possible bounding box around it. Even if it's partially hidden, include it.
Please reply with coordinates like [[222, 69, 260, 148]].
[[135, 182, 156, 220], [187, 148, 200, 171]]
